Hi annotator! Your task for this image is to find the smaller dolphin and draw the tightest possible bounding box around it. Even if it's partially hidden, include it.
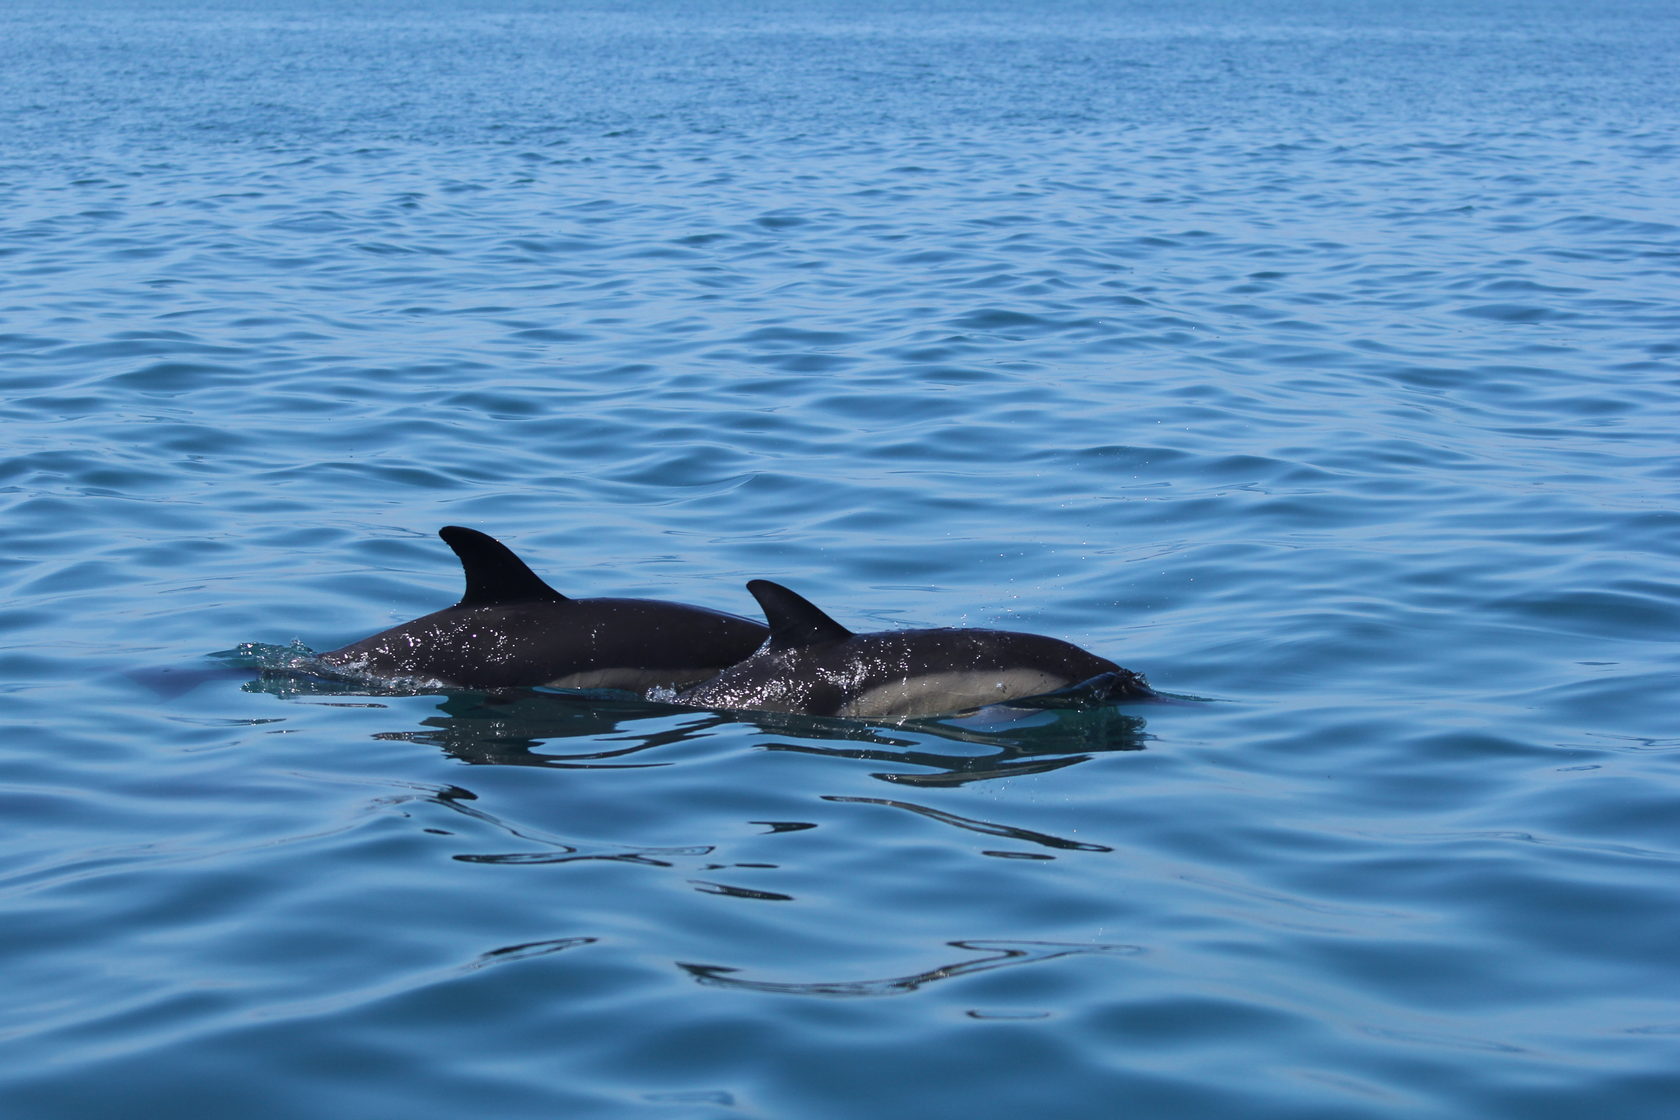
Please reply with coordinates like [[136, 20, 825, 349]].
[[316, 527, 768, 691], [674, 580, 1153, 719]]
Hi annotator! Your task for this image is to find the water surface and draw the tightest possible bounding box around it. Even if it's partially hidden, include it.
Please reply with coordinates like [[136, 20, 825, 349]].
[[3, 2, 1679, 1117]]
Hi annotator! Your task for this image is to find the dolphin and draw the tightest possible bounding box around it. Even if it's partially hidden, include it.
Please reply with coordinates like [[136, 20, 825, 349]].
[[674, 579, 1153, 719], [315, 527, 769, 691]]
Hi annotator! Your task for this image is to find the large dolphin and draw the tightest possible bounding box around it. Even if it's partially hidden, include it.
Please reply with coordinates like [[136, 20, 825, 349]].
[[315, 527, 768, 691], [674, 579, 1153, 719]]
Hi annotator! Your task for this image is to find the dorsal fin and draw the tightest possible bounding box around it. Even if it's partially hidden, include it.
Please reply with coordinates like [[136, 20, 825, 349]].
[[439, 526, 568, 607], [747, 580, 853, 648]]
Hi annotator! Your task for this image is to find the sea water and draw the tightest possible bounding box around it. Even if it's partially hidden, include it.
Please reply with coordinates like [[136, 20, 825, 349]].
[[3, 1, 1678, 1117]]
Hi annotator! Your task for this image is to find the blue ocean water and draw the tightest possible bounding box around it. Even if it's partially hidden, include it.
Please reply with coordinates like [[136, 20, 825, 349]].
[[3, 1, 1679, 1116]]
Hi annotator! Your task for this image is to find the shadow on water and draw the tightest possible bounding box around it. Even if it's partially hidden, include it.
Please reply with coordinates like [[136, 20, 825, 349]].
[[217, 644, 1156, 785]]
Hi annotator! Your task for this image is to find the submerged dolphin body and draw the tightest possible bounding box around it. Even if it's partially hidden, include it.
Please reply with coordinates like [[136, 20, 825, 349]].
[[674, 580, 1153, 719], [316, 527, 769, 691]]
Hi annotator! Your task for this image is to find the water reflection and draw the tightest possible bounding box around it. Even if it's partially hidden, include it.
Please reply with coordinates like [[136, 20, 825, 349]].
[[391, 774, 1112, 884], [374, 691, 736, 769], [678, 939, 1141, 998], [744, 705, 1149, 787], [228, 652, 1150, 784], [404, 780, 722, 868], [821, 795, 1114, 853]]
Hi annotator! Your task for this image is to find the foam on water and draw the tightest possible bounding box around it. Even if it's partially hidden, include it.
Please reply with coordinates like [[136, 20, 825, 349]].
[[3, 1, 1679, 1118]]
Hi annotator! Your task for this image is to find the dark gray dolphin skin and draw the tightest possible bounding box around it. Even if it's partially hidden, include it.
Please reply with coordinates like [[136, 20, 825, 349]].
[[315, 527, 769, 691], [674, 579, 1153, 719]]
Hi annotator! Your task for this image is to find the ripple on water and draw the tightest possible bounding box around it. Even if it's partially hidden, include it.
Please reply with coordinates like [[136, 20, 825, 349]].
[[3, 8, 1680, 1118]]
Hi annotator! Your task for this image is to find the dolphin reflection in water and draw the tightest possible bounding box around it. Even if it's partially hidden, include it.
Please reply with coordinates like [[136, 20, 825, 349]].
[[233, 672, 1149, 781]]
